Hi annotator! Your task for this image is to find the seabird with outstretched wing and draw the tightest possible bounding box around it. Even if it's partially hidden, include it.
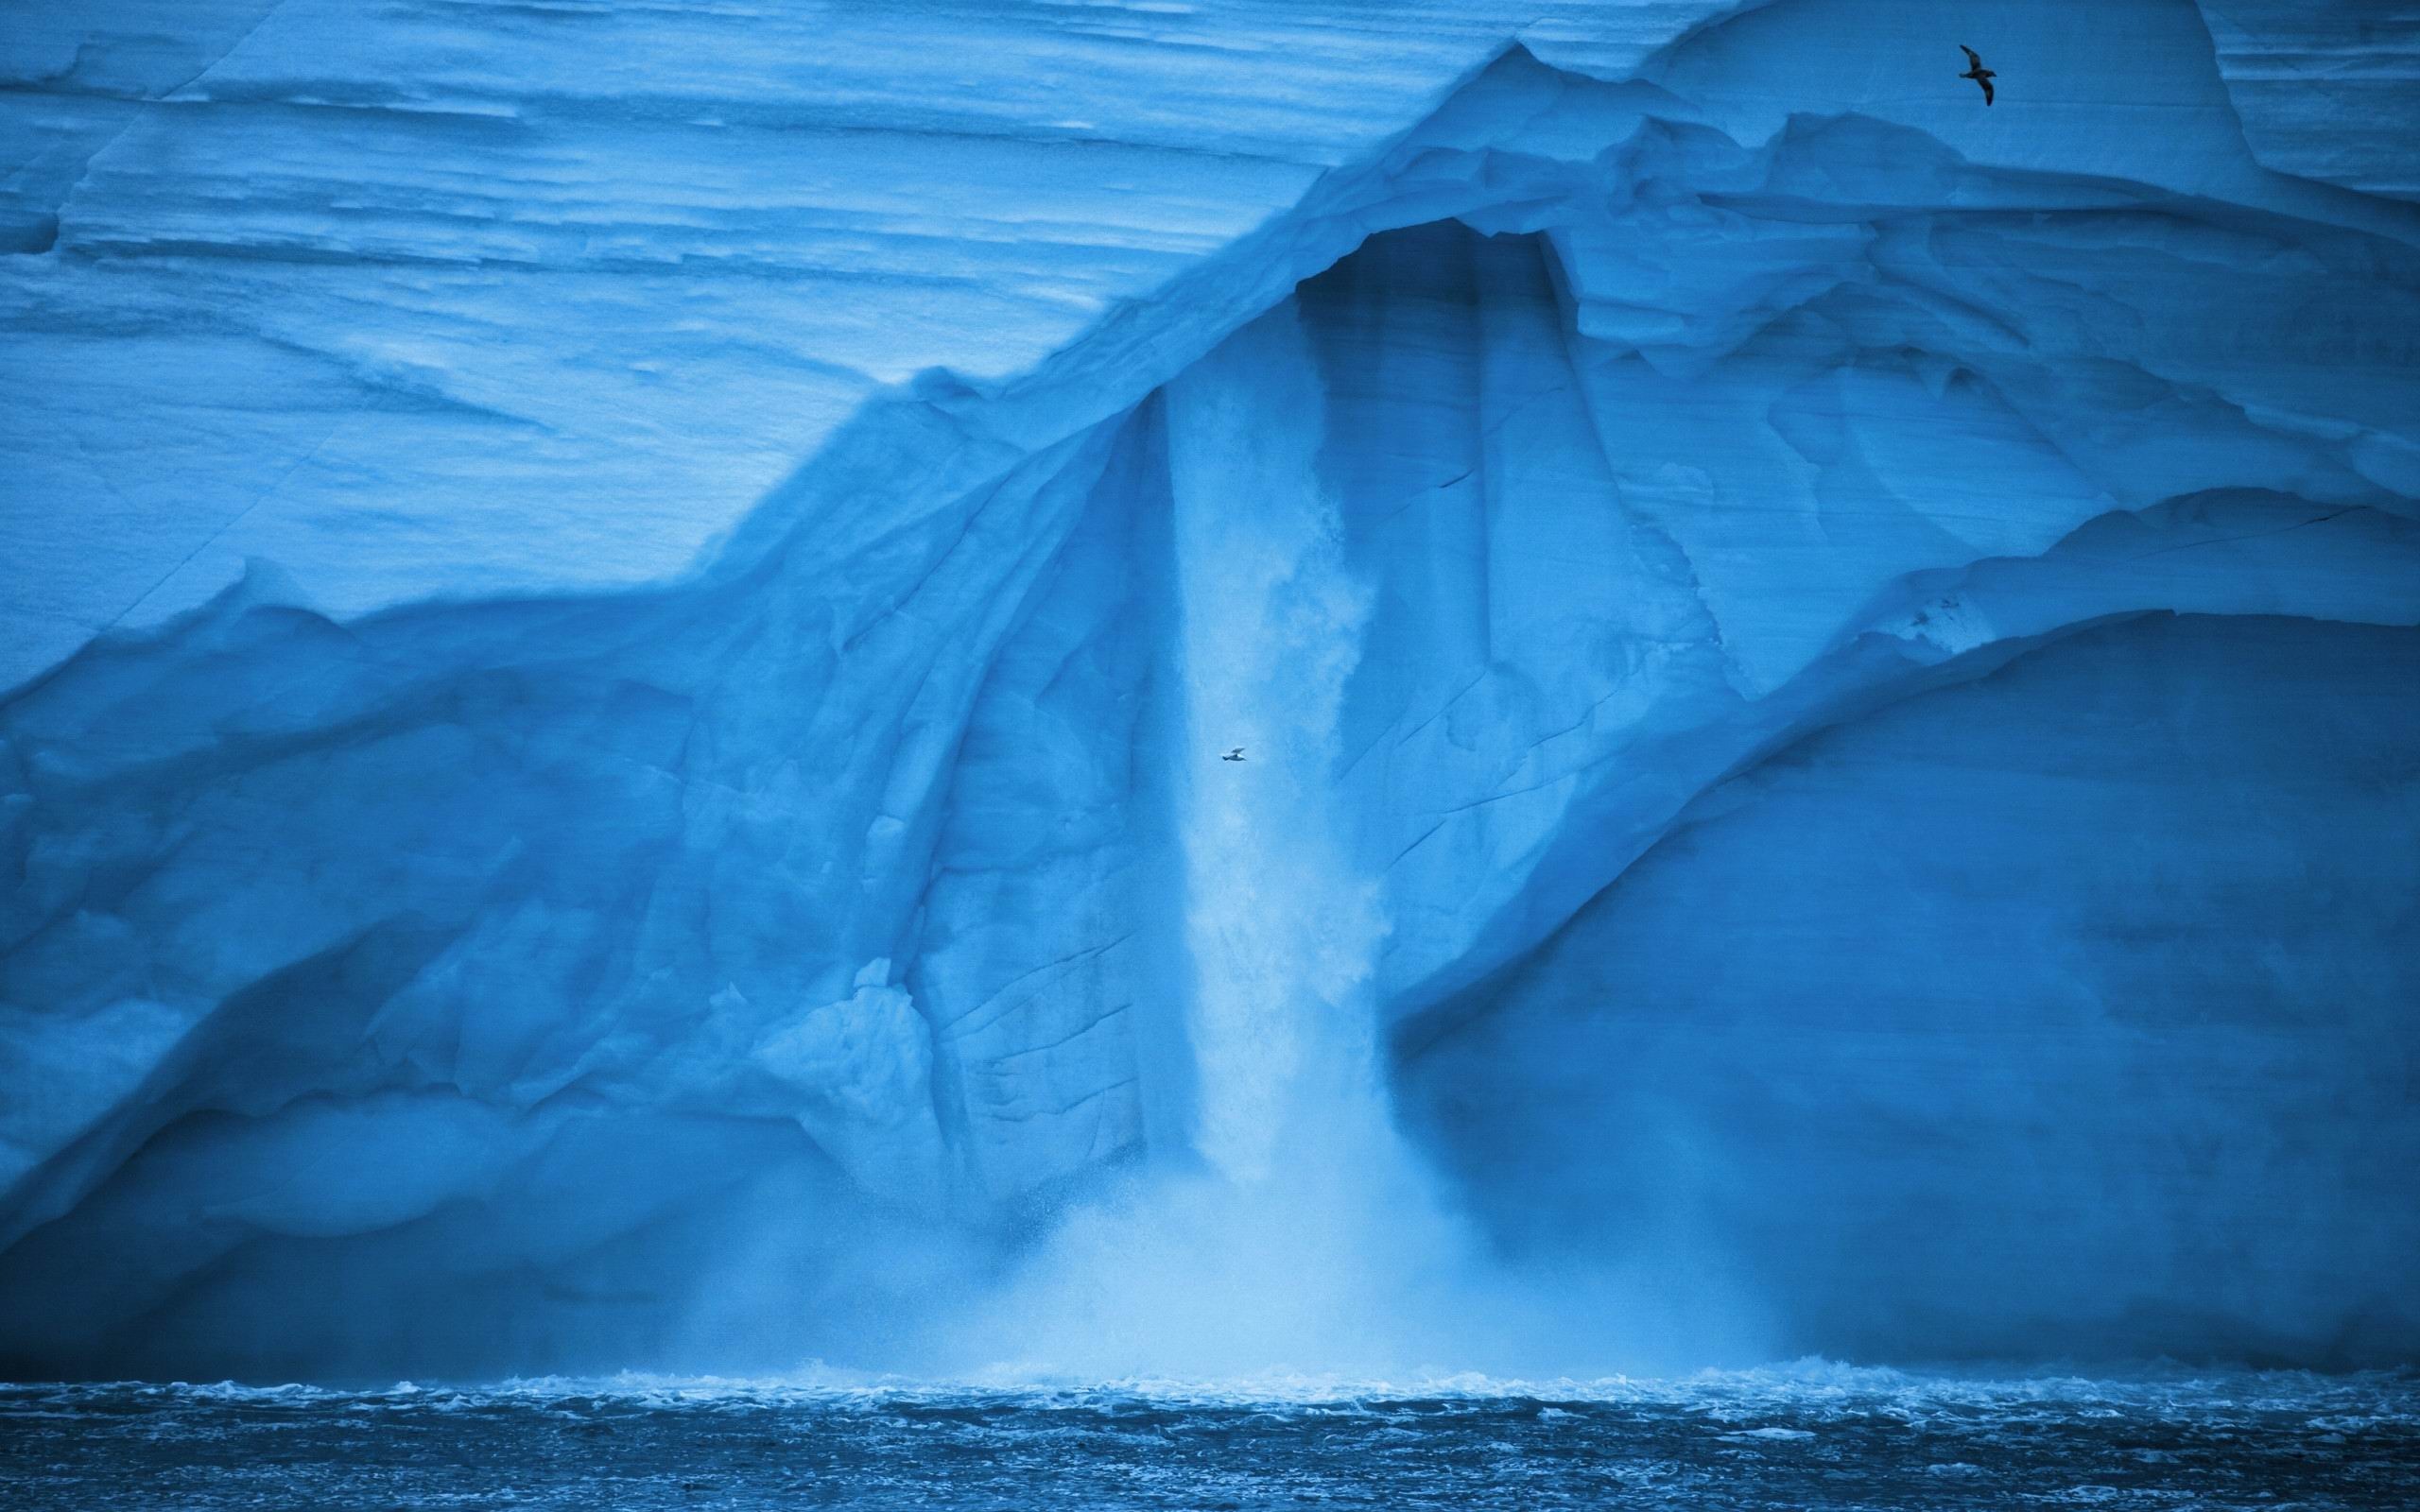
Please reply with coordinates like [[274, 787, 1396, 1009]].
[[1959, 44, 1996, 106]]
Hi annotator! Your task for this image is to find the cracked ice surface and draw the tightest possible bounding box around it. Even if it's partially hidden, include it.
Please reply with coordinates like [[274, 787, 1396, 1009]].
[[2, 0, 2418, 1377]]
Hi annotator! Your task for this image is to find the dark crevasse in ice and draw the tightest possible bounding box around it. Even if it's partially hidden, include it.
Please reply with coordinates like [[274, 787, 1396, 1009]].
[[4, 21, 2420, 1379]]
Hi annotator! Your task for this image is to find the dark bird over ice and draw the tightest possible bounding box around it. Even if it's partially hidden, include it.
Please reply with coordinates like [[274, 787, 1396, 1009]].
[[1959, 44, 1996, 106]]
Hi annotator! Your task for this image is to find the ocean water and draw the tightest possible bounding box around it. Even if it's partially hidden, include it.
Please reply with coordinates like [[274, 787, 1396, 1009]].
[[2, 1366, 2414, 1509]]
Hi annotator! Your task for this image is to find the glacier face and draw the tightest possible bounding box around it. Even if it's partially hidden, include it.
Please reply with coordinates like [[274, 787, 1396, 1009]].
[[3, 0, 2419, 1379]]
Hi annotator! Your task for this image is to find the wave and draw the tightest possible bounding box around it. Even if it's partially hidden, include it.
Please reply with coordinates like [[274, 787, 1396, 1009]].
[[9, 1358, 2415, 1419]]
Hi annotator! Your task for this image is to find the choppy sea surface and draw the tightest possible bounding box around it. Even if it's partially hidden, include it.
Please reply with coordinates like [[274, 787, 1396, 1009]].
[[2, 1364, 2415, 1509]]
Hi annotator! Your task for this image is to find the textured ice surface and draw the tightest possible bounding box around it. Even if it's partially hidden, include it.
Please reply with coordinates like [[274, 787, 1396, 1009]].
[[2200, 0, 2420, 200], [7, 0, 2418, 681], [3, 0, 2419, 1378]]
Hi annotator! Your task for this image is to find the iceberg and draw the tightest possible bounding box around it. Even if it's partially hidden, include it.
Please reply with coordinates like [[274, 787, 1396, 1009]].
[[2, 0, 2416, 1379]]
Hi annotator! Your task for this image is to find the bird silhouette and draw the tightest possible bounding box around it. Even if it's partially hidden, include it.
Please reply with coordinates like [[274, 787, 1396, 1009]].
[[1222, 747, 1246, 762], [1959, 44, 1996, 106]]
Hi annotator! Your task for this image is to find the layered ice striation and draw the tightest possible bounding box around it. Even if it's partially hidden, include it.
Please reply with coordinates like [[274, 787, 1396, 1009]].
[[3, 0, 2418, 1378]]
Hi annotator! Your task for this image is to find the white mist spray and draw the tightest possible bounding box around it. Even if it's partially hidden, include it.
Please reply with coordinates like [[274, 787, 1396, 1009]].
[[942, 308, 1505, 1384], [1162, 306, 1388, 1184]]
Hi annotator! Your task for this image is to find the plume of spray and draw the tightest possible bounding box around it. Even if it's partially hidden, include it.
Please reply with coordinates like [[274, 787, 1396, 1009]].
[[941, 307, 1527, 1383], [1164, 308, 1385, 1191], [702, 302, 1776, 1385]]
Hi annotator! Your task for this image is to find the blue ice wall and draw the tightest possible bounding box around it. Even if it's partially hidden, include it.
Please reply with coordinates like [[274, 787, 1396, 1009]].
[[4, 1, 2419, 1378], [1401, 612, 2420, 1366]]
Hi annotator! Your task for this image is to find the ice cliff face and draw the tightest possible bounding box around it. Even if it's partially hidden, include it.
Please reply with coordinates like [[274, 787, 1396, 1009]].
[[3, 0, 2418, 1379]]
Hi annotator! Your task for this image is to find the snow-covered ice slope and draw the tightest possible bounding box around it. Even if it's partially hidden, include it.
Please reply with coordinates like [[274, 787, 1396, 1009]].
[[0, 0, 1754, 685], [2, 0, 2418, 1378], [2200, 0, 2420, 200]]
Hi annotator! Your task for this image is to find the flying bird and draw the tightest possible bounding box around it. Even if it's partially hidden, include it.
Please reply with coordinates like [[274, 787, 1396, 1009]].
[[1222, 747, 1246, 762], [1959, 44, 1996, 106]]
